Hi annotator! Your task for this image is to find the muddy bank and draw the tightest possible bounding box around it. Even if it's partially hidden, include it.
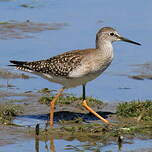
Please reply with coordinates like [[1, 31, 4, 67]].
[[0, 68, 32, 80], [0, 20, 68, 40], [125, 62, 152, 80], [0, 90, 152, 150]]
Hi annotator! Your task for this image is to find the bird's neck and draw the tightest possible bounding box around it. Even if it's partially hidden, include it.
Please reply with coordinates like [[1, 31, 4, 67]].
[[96, 40, 113, 58]]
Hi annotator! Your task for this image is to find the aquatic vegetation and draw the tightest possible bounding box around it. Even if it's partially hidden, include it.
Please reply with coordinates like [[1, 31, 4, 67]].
[[116, 100, 152, 121], [0, 104, 23, 124], [39, 94, 104, 108], [31, 119, 152, 143], [33, 122, 116, 142]]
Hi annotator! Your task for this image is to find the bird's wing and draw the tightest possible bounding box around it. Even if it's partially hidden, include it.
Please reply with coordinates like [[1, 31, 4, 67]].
[[9, 50, 86, 78]]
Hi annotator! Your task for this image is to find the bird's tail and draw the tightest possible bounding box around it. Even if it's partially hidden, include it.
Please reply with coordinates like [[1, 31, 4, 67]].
[[9, 60, 27, 66], [9, 60, 32, 72]]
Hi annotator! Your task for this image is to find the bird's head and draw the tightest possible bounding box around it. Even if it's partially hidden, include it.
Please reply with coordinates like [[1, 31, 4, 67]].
[[96, 27, 141, 46]]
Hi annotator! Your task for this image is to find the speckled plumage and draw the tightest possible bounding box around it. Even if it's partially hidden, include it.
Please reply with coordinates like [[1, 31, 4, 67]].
[[11, 50, 84, 77]]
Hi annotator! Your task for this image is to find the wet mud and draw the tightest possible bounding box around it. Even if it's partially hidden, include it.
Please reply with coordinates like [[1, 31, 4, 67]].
[[128, 63, 152, 80], [0, 20, 68, 40], [0, 68, 32, 80]]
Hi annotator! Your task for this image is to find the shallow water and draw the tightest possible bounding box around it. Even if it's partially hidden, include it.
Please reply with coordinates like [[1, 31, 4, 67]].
[[1, 137, 152, 152], [0, 0, 152, 151], [0, 0, 152, 102]]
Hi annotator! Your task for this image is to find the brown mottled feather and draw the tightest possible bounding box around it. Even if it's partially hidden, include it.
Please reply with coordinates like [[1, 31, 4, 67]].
[[10, 49, 96, 77]]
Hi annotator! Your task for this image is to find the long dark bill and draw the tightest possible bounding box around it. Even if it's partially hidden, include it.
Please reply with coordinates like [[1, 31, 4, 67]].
[[119, 36, 141, 45]]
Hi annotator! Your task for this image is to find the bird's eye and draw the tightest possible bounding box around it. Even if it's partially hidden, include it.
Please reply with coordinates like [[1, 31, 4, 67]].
[[110, 33, 115, 36]]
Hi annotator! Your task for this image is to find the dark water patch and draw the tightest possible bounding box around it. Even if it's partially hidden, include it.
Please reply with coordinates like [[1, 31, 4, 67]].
[[0, 20, 68, 40], [118, 87, 131, 90], [20, 4, 35, 8], [55, 111, 112, 122], [13, 111, 113, 128]]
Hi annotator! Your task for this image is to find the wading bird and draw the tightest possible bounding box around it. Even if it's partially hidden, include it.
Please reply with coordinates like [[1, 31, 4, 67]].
[[9, 27, 141, 127]]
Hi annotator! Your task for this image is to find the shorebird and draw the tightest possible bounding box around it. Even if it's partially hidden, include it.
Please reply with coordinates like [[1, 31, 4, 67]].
[[9, 27, 141, 127]]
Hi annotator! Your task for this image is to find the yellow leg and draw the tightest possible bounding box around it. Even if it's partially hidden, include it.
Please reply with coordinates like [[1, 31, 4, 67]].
[[50, 87, 65, 127], [82, 100, 110, 124]]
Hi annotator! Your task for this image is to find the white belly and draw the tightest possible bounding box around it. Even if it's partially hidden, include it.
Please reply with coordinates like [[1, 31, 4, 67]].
[[41, 69, 104, 89], [62, 71, 103, 88]]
